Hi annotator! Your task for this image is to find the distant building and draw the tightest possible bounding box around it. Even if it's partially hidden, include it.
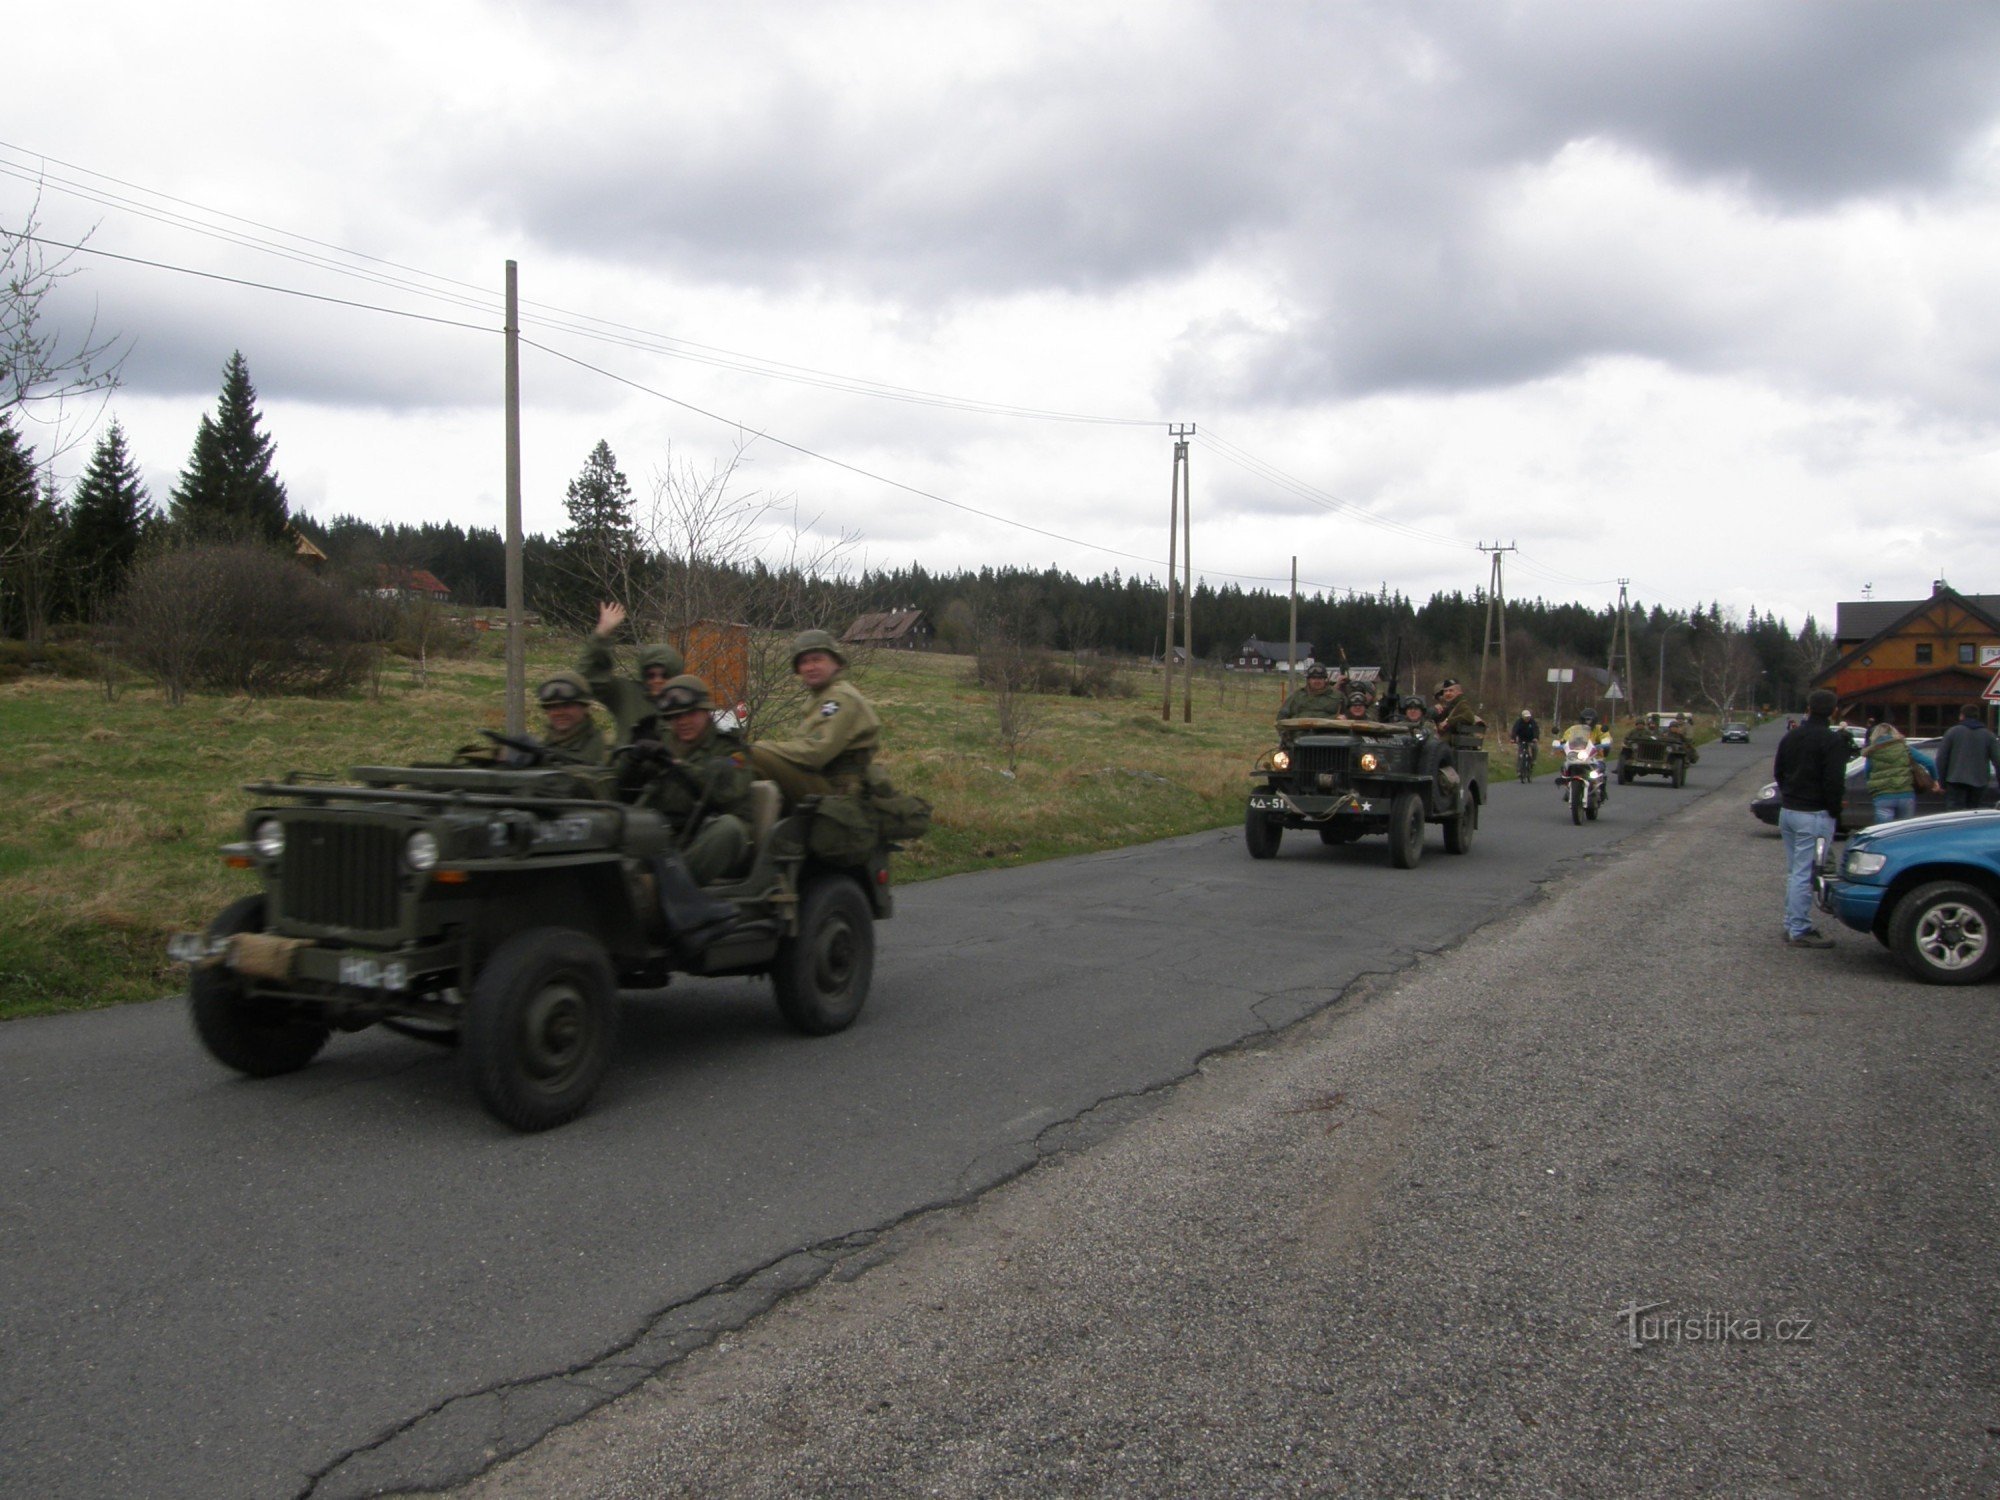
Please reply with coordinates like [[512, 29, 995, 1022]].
[[373, 564, 452, 602], [842, 609, 934, 651], [1236, 637, 1314, 672], [1818, 581, 2000, 734], [289, 529, 328, 573]]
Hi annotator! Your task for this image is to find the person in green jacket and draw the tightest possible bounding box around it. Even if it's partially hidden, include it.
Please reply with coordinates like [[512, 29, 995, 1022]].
[[627, 675, 755, 883], [579, 601, 687, 747], [1278, 665, 1344, 721], [533, 671, 610, 767], [1862, 722, 1919, 823], [749, 629, 881, 802]]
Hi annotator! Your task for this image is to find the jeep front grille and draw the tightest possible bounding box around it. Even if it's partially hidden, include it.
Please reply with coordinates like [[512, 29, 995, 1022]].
[[1293, 744, 1352, 780], [279, 820, 401, 930]]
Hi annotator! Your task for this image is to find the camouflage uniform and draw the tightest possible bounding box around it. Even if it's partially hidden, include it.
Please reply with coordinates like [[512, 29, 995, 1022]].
[[578, 635, 687, 747], [633, 682, 755, 884], [749, 631, 882, 801]]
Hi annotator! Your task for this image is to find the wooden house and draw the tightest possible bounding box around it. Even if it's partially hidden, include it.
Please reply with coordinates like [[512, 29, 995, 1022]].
[[1817, 583, 2000, 734]]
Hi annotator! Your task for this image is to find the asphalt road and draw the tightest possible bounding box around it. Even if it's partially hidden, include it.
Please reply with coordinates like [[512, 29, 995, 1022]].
[[437, 732, 2000, 1499], [4, 736, 1774, 1499]]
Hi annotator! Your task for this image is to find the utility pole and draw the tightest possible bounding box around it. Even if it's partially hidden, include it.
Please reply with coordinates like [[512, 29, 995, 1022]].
[[1478, 540, 1515, 703], [503, 260, 525, 735], [1287, 555, 1299, 712], [1606, 578, 1634, 727], [1173, 424, 1195, 722], [1160, 430, 1179, 721]]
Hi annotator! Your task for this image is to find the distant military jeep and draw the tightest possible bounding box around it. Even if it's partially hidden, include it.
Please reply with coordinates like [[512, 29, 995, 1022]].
[[1245, 715, 1487, 868], [171, 756, 893, 1131], [1618, 712, 1698, 787]]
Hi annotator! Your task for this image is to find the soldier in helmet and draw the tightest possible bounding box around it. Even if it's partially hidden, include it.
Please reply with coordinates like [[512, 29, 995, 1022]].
[[534, 671, 609, 767], [748, 629, 882, 802], [625, 675, 754, 884], [579, 601, 688, 747], [1278, 664, 1344, 722]]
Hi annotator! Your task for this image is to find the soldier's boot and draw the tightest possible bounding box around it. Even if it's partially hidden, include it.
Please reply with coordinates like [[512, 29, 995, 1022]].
[[650, 853, 738, 947]]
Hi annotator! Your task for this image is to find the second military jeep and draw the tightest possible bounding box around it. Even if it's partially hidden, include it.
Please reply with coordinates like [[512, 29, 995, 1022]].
[[170, 756, 893, 1132], [1618, 712, 1698, 787], [1244, 715, 1487, 868]]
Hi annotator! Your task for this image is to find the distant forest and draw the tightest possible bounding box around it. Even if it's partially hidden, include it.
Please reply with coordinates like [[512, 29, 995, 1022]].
[[301, 513, 1836, 716]]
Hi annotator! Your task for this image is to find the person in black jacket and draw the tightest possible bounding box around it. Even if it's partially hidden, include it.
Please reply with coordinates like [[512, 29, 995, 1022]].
[[1772, 688, 1849, 948]]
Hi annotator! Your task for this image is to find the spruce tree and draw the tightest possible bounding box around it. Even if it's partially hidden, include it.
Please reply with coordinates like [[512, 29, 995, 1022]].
[[552, 439, 637, 618], [67, 418, 152, 613], [169, 351, 290, 543], [0, 414, 39, 637]]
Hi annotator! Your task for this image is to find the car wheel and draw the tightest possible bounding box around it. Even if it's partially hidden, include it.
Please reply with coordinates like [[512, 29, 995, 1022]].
[[1888, 881, 2000, 985], [190, 895, 332, 1078], [773, 877, 875, 1035], [1443, 788, 1477, 854], [1388, 790, 1425, 868], [1244, 804, 1282, 859], [462, 927, 617, 1131]]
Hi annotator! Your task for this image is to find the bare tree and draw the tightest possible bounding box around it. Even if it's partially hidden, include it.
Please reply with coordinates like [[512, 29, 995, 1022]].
[[2, 193, 123, 460], [975, 584, 1048, 773], [1691, 612, 1761, 717], [616, 437, 864, 733]]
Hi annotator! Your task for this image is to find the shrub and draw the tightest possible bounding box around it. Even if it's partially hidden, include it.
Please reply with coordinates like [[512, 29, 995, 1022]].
[[115, 543, 378, 704]]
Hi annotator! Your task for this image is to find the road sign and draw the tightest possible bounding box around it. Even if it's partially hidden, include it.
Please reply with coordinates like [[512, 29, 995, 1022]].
[[1547, 668, 1574, 683], [1605, 683, 1624, 699], [1984, 667, 2000, 703]]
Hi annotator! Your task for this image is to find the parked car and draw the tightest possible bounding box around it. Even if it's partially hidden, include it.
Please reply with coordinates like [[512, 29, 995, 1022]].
[[1747, 737, 1973, 834], [1720, 722, 1751, 744], [1817, 810, 2000, 983]]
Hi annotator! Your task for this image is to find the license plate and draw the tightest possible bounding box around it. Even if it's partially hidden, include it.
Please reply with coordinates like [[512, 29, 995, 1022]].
[[1248, 795, 1285, 811]]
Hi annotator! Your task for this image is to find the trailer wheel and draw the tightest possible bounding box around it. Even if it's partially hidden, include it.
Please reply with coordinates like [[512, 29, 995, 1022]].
[[773, 877, 875, 1034], [1443, 788, 1478, 855]]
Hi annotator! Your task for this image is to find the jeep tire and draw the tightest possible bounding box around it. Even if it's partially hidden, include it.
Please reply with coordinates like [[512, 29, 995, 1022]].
[[774, 876, 875, 1035], [190, 896, 332, 1078], [1244, 804, 1282, 859], [1388, 790, 1426, 869], [462, 927, 617, 1131]]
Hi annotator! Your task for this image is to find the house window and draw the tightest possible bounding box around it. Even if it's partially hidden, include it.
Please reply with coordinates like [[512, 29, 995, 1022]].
[[1915, 643, 1933, 664], [1916, 703, 1942, 731], [1961, 643, 1977, 664]]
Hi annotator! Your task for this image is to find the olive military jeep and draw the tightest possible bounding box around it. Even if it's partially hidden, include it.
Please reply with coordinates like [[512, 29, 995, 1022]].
[[1245, 715, 1487, 868], [170, 753, 894, 1131], [1617, 711, 1699, 787]]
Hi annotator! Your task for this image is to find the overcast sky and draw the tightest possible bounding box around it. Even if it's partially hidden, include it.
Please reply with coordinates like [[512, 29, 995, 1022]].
[[8, 0, 2000, 631]]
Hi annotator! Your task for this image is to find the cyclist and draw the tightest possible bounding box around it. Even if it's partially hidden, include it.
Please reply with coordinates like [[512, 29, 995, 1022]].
[[1510, 708, 1540, 782]]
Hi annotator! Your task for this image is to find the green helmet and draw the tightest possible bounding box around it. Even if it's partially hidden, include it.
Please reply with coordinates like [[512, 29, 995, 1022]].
[[655, 674, 713, 718], [637, 642, 685, 681], [535, 670, 594, 706], [789, 628, 848, 669]]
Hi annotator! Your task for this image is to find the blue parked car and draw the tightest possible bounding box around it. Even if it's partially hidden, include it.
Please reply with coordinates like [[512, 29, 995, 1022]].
[[1818, 810, 2000, 984]]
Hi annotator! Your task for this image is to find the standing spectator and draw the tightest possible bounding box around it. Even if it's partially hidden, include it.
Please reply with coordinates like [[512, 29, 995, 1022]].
[[1860, 722, 1920, 823], [1772, 688, 1848, 948], [1936, 702, 2000, 811]]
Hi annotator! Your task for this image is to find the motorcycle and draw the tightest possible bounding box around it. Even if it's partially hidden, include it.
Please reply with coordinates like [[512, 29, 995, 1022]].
[[1555, 740, 1607, 824]]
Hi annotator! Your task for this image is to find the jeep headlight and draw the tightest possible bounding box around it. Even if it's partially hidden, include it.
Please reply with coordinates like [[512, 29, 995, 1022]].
[[254, 819, 285, 858], [1842, 850, 1887, 878], [1272, 749, 1290, 771], [1359, 752, 1379, 771], [405, 830, 440, 872]]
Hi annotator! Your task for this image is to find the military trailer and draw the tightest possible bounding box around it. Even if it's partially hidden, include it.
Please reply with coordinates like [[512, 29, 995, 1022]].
[[1244, 715, 1487, 868], [1618, 711, 1699, 787], [170, 752, 893, 1132]]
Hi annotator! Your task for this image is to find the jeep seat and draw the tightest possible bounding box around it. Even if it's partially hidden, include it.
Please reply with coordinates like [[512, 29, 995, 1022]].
[[747, 779, 781, 853]]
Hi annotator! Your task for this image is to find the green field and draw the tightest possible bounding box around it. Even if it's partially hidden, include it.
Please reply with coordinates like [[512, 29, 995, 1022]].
[[1, 636, 1291, 1019]]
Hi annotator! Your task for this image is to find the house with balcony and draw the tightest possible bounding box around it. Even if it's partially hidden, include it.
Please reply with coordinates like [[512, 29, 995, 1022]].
[[1816, 582, 2000, 734]]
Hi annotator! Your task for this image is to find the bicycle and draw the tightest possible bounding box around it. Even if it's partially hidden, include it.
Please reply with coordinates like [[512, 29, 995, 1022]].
[[1516, 740, 1537, 784]]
